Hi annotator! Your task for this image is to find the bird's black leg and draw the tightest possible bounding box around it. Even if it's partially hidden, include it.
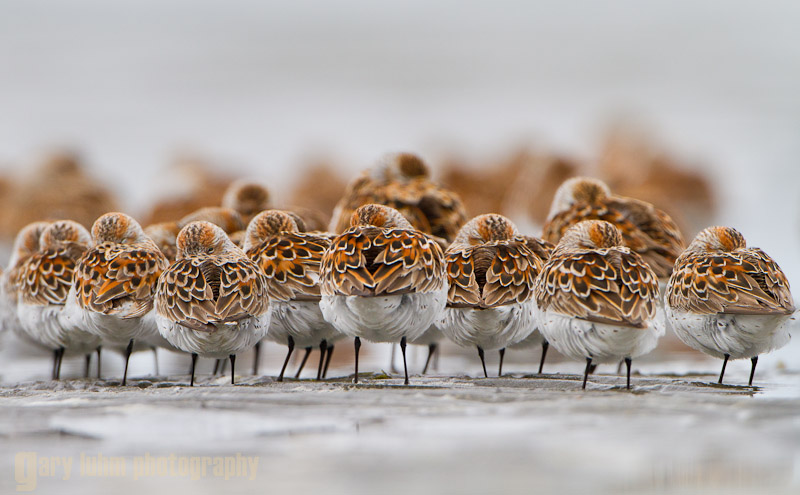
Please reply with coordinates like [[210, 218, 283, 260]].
[[51, 349, 59, 380], [323, 345, 334, 379], [624, 357, 632, 390], [295, 347, 312, 378], [477, 346, 488, 378], [749, 356, 758, 386], [389, 344, 398, 373], [212, 359, 221, 376], [229, 354, 236, 385], [84, 353, 91, 378], [316, 340, 328, 380], [538, 340, 549, 374], [498, 348, 506, 377], [190, 353, 198, 386], [422, 343, 437, 375], [151, 346, 159, 376], [122, 339, 134, 386], [718, 353, 730, 384], [353, 337, 361, 384], [96, 346, 102, 379], [252, 341, 261, 376], [54, 347, 65, 380], [400, 336, 409, 385], [582, 357, 593, 389], [278, 336, 295, 382]]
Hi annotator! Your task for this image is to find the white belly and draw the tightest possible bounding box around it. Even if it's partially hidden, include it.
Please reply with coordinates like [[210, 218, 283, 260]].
[[17, 302, 100, 354], [82, 310, 159, 349], [437, 300, 536, 351], [538, 310, 664, 363], [665, 307, 793, 360], [320, 287, 447, 344], [62, 287, 159, 350], [267, 300, 345, 348], [156, 313, 271, 359]]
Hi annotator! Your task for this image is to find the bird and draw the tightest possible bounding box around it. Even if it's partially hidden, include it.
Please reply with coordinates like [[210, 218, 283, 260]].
[[16, 220, 101, 379], [508, 236, 555, 374], [664, 226, 795, 386], [68, 212, 169, 385], [329, 152, 467, 243], [155, 221, 271, 386], [221, 180, 271, 224], [535, 220, 663, 390], [243, 209, 341, 381], [543, 176, 685, 280], [178, 206, 246, 237], [320, 204, 447, 385], [1, 222, 51, 349], [437, 214, 542, 378]]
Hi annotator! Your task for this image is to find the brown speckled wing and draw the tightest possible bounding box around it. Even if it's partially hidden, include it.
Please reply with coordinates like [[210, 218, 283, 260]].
[[74, 242, 168, 318], [329, 175, 467, 242], [607, 197, 685, 277], [444, 249, 482, 307], [19, 243, 86, 305], [384, 179, 468, 242], [483, 241, 540, 308], [214, 256, 271, 321], [536, 248, 658, 327], [155, 259, 218, 331], [446, 241, 540, 309], [247, 232, 331, 302], [520, 236, 554, 262], [321, 227, 445, 297], [544, 204, 647, 250], [544, 200, 684, 279], [667, 248, 794, 315]]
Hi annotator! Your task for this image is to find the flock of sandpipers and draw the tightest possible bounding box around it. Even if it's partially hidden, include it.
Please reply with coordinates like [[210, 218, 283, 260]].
[[0, 152, 794, 390]]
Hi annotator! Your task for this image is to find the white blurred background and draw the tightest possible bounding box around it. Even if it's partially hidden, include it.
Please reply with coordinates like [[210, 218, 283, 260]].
[[0, 0, 799, 378]]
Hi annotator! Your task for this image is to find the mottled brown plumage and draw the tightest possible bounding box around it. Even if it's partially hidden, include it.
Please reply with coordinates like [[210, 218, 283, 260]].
[[543, 177, 684, 278], [321, 204, 445, 297], [445, 215, 543, 309], [73, 213, 169, 318], [178, 207, 245, 235], [244, 210, 332, 302], [18, 221, 91, 306], [329, 153, 467, 242], [536, 220, 659, 327], [156, 221, 270, 332], [667, 226, 794, 315]]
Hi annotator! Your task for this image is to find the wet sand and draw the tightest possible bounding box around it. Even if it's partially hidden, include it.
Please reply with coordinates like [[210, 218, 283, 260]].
[[1, 363, 798, 495]]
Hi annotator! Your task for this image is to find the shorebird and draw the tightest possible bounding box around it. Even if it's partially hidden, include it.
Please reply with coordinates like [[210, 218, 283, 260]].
[[329, 152, 467, 243], [665, 226, 795, 385], [68, 212, 169, 385], [16, 220, 100, 379], [1, 222, 51, 351], [320, 204, 447, 384], [437, 214, 542, 377], [243, 210, 342, 381], [155, 221, 270, 385], [536, 220, 663, 389], [543, 176, 684, 280]]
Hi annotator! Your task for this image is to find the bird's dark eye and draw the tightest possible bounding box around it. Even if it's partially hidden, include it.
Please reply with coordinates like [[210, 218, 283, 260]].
[[207, 247, 214, 254]]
